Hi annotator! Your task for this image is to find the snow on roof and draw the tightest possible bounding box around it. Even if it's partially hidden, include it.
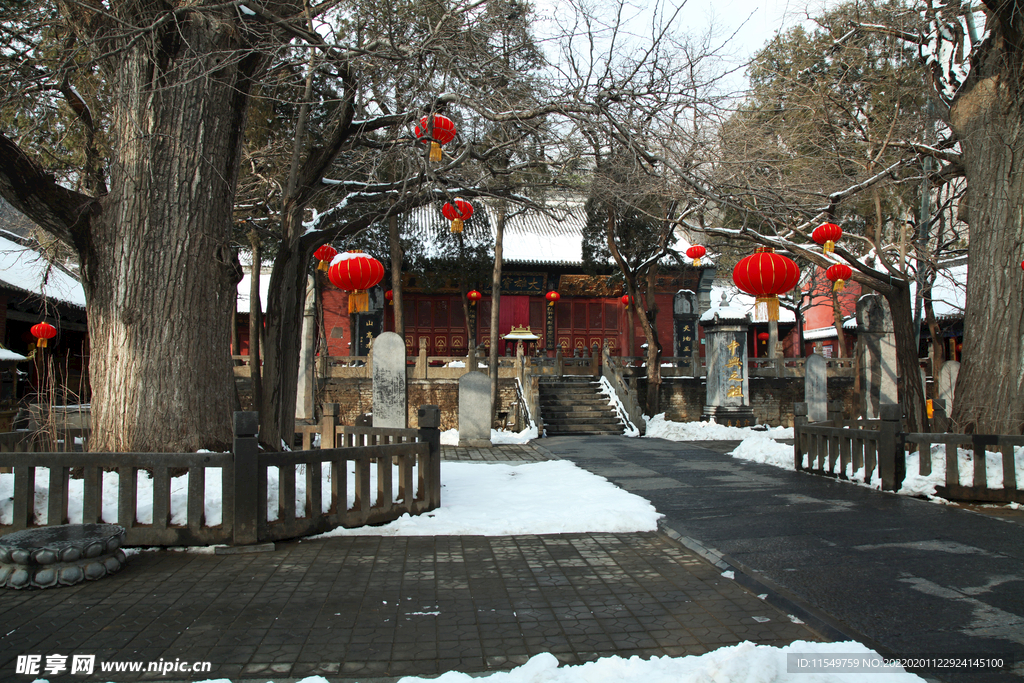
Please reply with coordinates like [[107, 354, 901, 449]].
[[0, 233, 86, 308], [700, 284, 797, 323], [0, 348, 26, 362], [403, 201, 708, 268], [804, 326, 838, 341]]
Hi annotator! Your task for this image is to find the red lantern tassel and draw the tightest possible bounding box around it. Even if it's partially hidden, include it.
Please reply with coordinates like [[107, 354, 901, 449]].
[[348, 290, 370, 314], [430, 141, 442, 162], [824, 240, 835, 255], [450, 218, 463, 233], [833, 279, 846, 292], [692, 257, 701, 267], [756, 296, 780, 321], [37, 338, 47, 348]]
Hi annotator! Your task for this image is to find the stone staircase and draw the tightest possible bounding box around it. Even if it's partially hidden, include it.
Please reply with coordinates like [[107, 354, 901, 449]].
[[539, 377, 626, 436]]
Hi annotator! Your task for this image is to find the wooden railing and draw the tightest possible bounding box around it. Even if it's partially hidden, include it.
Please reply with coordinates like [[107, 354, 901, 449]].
[[903, 432, 1024, 504], [794, 401, 1023, 503], [0, 406, 442, 546]]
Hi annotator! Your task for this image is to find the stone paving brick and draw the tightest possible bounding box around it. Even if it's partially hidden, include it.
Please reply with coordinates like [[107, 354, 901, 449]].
[[0, 446, 824, 681]]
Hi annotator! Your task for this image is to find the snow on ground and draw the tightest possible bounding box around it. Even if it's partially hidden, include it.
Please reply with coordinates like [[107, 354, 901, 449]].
[[0, 460, 660, 536], [644, 413, 793, 441], [185, 641, 927, 683], [312, 459, 660, 537], [441, 426, 539, 445]]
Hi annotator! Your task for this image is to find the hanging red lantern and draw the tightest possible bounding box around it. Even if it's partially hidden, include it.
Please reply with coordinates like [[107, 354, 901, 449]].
[[621, 294, 632, 307], [442, 198, 473, 233], [812, 222, 843, 255], [467, 289, 482, 306], [313, 245, 337, 271], [758, 332, 770, 342], [328, 252, 385, 315], [545, 291, 560, 307], [384, 289, 394, 305], [31, 322, 57, 348], [732, 248, 800, 321], [825, 263, 853, 292], [686, 245, 707, 267], [415, 114, 457, 162]]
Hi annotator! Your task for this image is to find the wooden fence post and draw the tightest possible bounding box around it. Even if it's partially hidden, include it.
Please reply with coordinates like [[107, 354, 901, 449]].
[[793, 402, 808, 471], [417, 405, 442, 509], [232, 411, 260, 546], [877, 403, 904, 491], [320, 403, 338, 449]]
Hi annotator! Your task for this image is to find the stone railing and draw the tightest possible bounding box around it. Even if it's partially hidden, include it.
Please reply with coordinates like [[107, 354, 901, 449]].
[[234, 353, 520, 380], [601, 344, 644, 434], [609, 356, 855, 379], [0, 406, 442, 546]]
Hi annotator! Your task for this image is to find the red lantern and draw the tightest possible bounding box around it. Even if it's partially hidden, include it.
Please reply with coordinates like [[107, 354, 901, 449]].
[[732, 248, 800, 321], [328, 252, 385, 292], [467, 289, 482, 306], [546, 291, 560, 307], [442, 198, 473, 233], [621, 294, 631, 307], [812, 222, 843, 255], [313, 245, 337, 271], [758, 332, 770, 342], [686, 245, 707, 267], [385, 289, 394, 305], [31, 322, 57, 348], [825, 263, 853, 292], [415, 114, 457, 162]]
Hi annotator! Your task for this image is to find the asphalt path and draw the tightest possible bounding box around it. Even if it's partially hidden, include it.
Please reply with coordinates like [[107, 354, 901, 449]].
[[538, 435, 1024, 683]]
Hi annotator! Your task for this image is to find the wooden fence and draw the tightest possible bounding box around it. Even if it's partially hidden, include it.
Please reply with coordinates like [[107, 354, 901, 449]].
[[0, 406, 442, 546], [794, 401, 1023, 503]]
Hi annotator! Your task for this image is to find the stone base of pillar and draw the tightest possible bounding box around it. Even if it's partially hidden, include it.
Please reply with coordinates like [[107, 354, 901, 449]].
[[701, 405, 756, 427]]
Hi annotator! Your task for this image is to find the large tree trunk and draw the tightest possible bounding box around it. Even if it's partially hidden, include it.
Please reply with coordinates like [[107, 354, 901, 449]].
[[883, 283, 927, 433], [82, 16, 259, 452], [258, 220, 310, 450], [948, 56, 1024, 434], [489, 201, 506, 425]]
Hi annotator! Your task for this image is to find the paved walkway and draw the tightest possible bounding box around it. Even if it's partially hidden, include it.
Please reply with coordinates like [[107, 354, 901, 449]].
[[0, 444, 820, 682], [539, 436, 1024, 683]]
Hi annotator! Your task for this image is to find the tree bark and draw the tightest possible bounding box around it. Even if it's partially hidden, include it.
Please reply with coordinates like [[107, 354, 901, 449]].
[[947, 46, 1024, 433], [489, 201, 506, 425], [249, 230, 264, 422], [831, 290, 848, 358], [388, 214, 404, 342], [81, 14, 260, 452], [883, 283, 927, 433]]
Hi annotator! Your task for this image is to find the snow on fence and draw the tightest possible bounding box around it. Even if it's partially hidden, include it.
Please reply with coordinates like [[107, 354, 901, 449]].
[[0, 406, 442, 546], [794, 402, 1024, 503]]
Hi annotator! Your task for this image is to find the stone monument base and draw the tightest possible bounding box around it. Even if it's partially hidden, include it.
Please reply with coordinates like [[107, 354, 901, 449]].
[[459, 439, 493, 448], [701, 405, 756, 428], [0, 523, 127, 589]]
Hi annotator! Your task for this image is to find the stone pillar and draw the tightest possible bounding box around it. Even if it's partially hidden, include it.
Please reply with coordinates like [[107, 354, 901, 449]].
[[372, 331, 407, 429], [805, 353, 828, 422], [700, 311, 755, 426], [674, 290, 699, 377], [936, 361, 959, 413], [416, 337, 428, 379], [458, 372, 492, 447], [295, 275, 317, 420], [857, 294, 897, 419]]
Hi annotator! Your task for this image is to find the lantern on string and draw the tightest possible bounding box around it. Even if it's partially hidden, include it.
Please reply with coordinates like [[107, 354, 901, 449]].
[[758, 332, 770, 343], [545, 291, 560, 307], [313, 245, 337, 271], [385, 289, 394, 305], [328, 251, 385, 314], [825, 263, 853, 292], [442, 198, 473, 233], [621, 294, 632, 307], [467, 290, 482, 306], [732, 248, 801, 321], [414, 114, 457, 162], [31, 322, 57, 349], [686, 245, 707, 267], [812, 222, 843, 255]]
